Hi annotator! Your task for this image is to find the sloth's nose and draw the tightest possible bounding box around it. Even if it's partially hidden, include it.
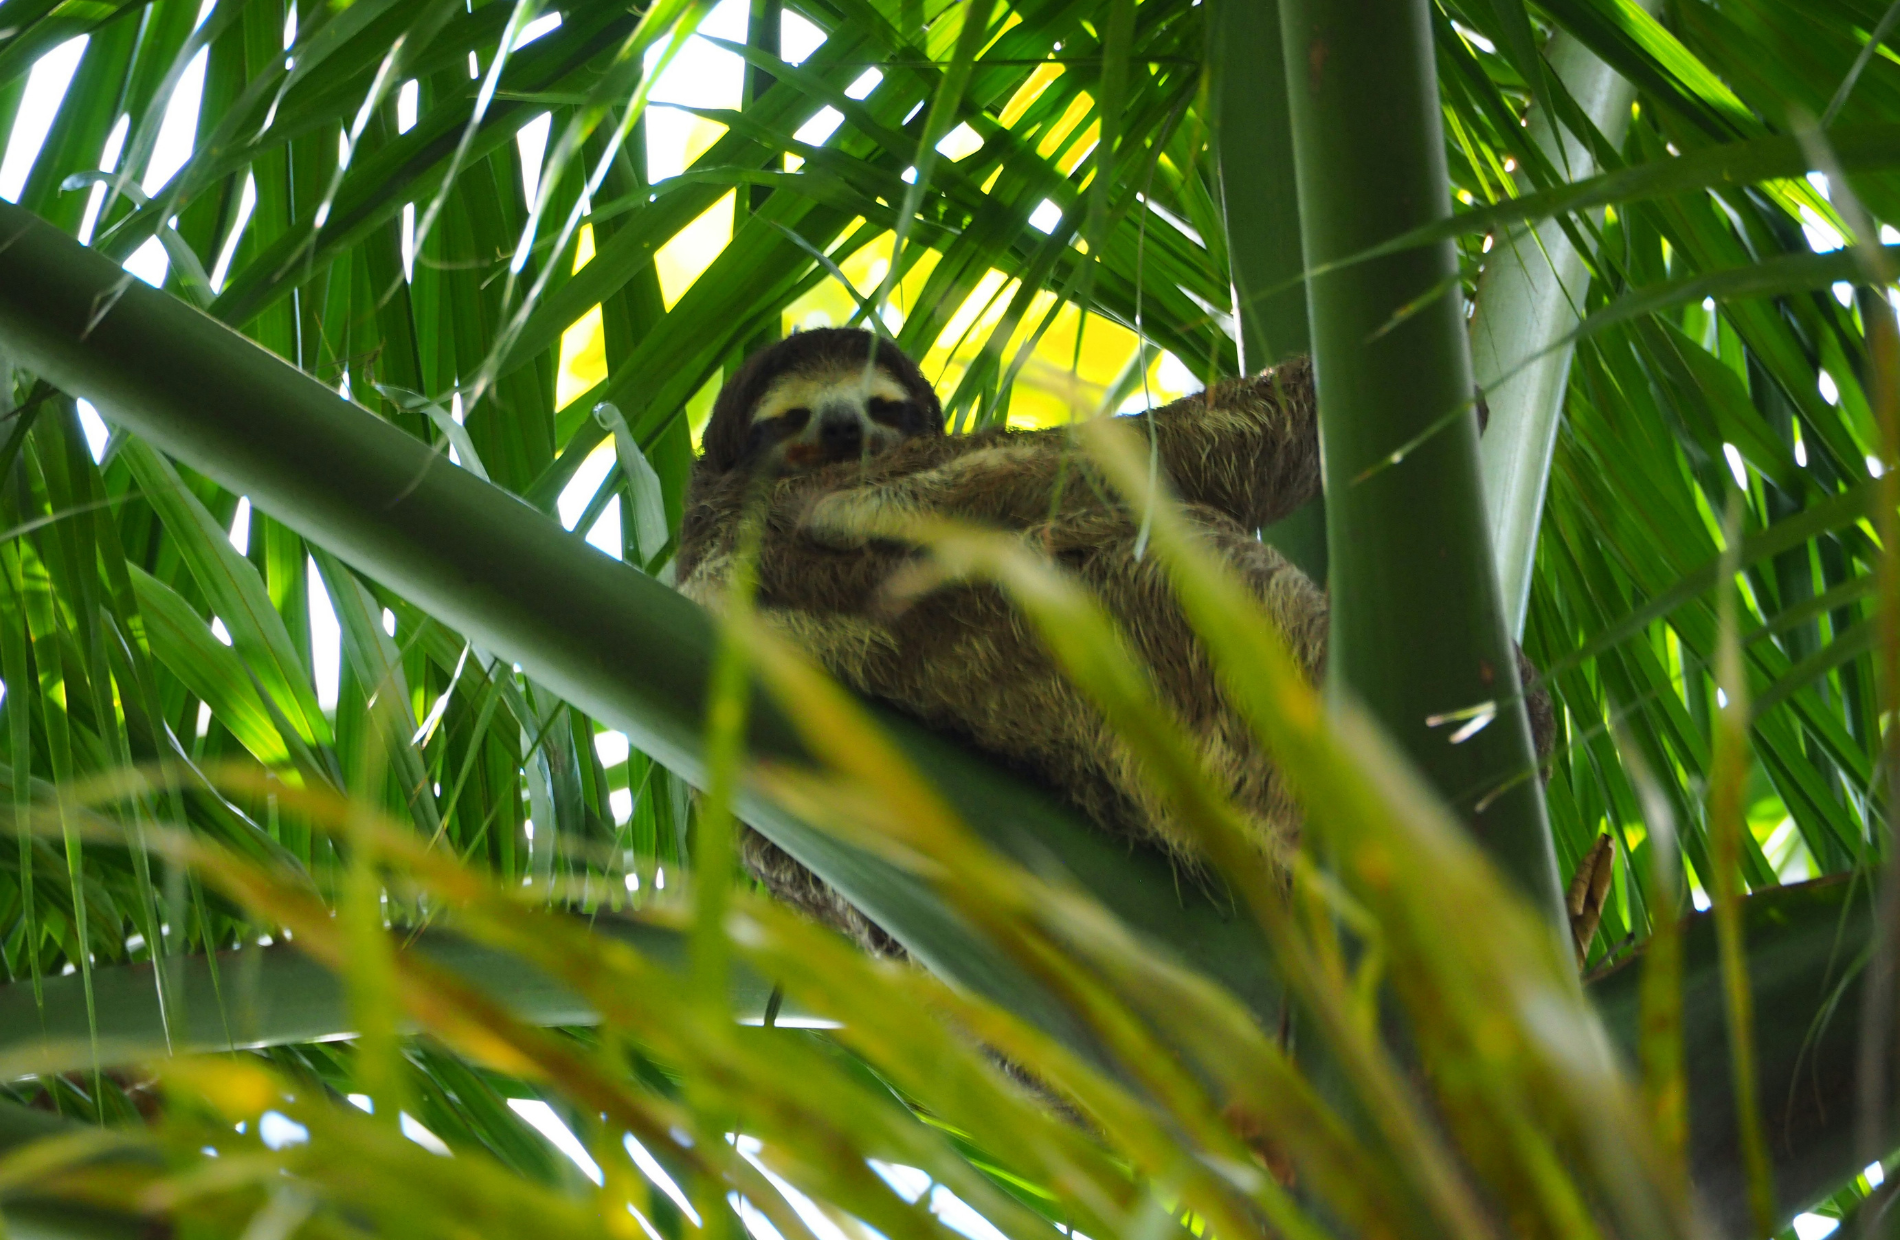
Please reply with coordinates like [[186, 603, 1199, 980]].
[[819, 412, 863, 455]]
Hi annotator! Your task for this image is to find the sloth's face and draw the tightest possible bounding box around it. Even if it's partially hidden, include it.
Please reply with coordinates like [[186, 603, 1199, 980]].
[[742, 361, 937, 474]]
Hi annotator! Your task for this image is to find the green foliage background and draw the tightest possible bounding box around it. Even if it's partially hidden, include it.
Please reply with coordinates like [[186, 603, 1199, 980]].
[[0, 0, 1892, 1236]]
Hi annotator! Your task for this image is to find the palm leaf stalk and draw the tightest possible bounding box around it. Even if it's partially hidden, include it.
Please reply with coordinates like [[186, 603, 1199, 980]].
[[1278, 0, 1562, 926], [1469, 8, 1659, 639], [0, 917, 803, 1063], [1209, 0, 1326, 584]]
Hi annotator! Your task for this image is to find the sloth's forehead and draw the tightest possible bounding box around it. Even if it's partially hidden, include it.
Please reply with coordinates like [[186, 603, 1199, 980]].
[[751, 363, 910, 422]]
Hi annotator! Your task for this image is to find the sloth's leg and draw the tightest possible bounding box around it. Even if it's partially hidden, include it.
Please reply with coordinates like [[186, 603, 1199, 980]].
[[1042, 512, 1328, 860], [1135, 356, 1322, 529], [739, 829, 908, 960]]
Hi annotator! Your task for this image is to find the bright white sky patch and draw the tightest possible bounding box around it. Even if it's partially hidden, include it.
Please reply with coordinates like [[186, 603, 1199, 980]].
[[735, 1141, 854, 1240], [558, 439, 617, 531], [587, 495, 622, 558], [1452, 21, 1495, 53], [509, 1098, 602, 1184], [210, 174, 257, 291], [641, 0, 748, 182], [1157, 351, 1196, 393], [928, 1184, 1011, 1240], [869, 1161, 930, 1203], [1800, 206, 1844, 254], [258, 1110, 310, 1150], [592, 725, 630, 763], [123, 236, 169, 288], [0, 36, 88, 202], [514, 10, 562, 47], [397, 79, 419, 133], [228, 496, 251, 555], [77, 113, 130, 245], [594, 729, 630, 765], [75, 400, 111, 462], [400, 1113, 451, 1156], [308, 557, 341, 710], [644, 110, 701, 181], [729, 1194, 787, 1240], [1027, 199, 1062, 233], [793, 106, 844, 148], [646, 0, 746, 110], [781, 9, 824, 64], [843, 68, 881, 100], [108, 23, 213, 289], [1722, 442, 1748, 489], [935, 122, 982, 161], [144, 45, 210, 194], [1792, 1214, 1839, 1240], [517, 112, 551, 204], [865, 1162, 1010, 1240], [624, 1133, 700, 1223]]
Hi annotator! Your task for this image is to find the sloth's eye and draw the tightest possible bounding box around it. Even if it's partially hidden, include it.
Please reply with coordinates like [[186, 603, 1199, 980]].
[[747, 408, 809, 451], [866, 397, 907, 426]]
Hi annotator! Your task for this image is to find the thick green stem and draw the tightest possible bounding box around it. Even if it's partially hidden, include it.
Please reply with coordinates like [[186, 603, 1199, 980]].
[[0, 921, 800, 1067], [1471, 19, 1653, 637], [1213, 0, 1306, 371], [1211, 0, 1326, 585], [1278, 0, 1562, 930]]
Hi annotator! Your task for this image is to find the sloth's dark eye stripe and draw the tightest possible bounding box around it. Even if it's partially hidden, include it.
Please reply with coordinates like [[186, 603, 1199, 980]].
[[744, 407, 811, 454], [866, 397, 908, 426]]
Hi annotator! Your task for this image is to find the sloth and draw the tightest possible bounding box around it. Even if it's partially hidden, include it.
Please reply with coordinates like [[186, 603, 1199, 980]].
[[678, 327, 1553, 956]]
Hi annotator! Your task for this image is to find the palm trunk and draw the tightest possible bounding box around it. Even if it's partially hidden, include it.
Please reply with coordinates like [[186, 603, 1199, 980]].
[[1278, 1, 1563, 930]]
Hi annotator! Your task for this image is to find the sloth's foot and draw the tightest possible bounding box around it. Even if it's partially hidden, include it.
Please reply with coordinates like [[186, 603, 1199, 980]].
[[1566, 832, 1616, 966]]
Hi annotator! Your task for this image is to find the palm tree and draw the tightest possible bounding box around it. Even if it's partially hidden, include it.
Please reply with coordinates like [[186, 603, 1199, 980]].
[[0, 0, 1890, 1235]]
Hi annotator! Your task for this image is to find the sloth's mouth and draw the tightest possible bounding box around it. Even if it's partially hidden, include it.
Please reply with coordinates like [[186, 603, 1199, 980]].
[[782, 440, 878, 469]]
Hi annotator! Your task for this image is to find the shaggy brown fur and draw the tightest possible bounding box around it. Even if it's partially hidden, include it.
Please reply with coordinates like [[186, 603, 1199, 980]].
[[679, 335, 1552, 956]]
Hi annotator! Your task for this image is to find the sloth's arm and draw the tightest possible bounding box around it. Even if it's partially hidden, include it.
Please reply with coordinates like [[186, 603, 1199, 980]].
[[789, 437, 1078, 545], [1134, 353, 1319, 530], [679, 484, 921, 616], [780, 354, 1319, 547]]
